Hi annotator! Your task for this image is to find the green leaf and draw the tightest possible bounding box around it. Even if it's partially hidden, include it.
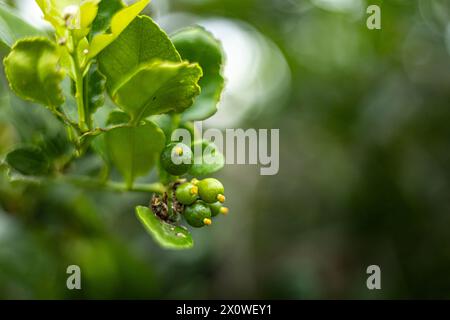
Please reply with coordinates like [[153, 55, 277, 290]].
[[97, 16, 202, 121], [98, 15, 181, 92], [104, 122, 165, 187], [0, 4, 44, 48], [73, 0, 102, 39], [172, 26, 225, 121], [151, 114, 174, 139], [80, 0, 100, 28], [112, 60, 202, 122], [88, 0, 150, 59], [84, 64, 106, 117], [106, 110, 130, 125], [35, 0, 64, 33], [189, 140, 224, 176], [91, 132, 110, 164], [35, 0, 100, 39], [136, 206, 193, 250], [36, 0, 85, 36], [36, 0, 83, 13], [6, 146, 50, 176], [3, 37, 65, 108], [91, 0, 125, 35], [38, 131, 72, 160]]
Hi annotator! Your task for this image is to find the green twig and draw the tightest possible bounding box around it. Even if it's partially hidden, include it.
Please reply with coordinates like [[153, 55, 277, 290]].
[[78, 124, 129, 143], [70, 36, 88, 133], [8, 172, 166, 195], [51, 108, 81, 134], [66, 176, 167, 194]]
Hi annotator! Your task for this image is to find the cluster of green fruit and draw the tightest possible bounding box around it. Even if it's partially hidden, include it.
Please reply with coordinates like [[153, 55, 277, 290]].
[[157, 143, 228, 228], [176, 178, 228, 228]]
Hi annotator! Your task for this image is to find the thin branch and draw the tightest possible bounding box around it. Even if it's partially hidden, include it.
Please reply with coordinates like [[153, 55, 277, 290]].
[[70, 34, 88, 132], [51, 108, 82, 134], [78, 124, 129, 143], [7, 170, 166, 195], [65, 176, 167, 194]]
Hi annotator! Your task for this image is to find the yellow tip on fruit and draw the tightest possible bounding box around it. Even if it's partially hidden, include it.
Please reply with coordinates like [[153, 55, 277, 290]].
[[190, 186, 198, 195], [203, 218, 212, 226], [175, 147, 183, 156], [220, 207, 229, 215], [191, 178, 199, 185], [217, 194, 226, 203]]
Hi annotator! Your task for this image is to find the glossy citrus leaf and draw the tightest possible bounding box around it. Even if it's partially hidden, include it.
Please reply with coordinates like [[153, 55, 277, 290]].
[[112, 60, 202, 122], [35, 0, 65, 33], [104, 121, 165, 187], [91, 0, 125, 35], [85, 64, 106, 117], [88, 0, 150, 59], [98, 15, 180, 92], [136, 206, 193, 250], [106, 111, 130, 125], [73, 0, 101, 39], [80, 0, 100, 28], [4, 37, 65, 108], [6, 146, 50, 176], [172, 26, 225, 121], [91, 132, 110, 165]]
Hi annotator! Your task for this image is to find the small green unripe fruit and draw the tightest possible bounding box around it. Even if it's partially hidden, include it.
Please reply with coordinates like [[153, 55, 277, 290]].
[[184, 201, 212, 228], [175, 182, 199, 205], [160, 142, 193, 176], [198, 178, 225, 203], [209, 202, 229, 217]]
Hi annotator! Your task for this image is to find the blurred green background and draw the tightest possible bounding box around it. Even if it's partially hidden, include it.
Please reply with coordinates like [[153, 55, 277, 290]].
[[0, 0, 450, 299]]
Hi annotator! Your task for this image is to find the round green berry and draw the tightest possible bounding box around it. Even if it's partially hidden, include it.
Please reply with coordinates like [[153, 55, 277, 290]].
[[209, 202, 229, 217], [160, 142, 193, 176], [175, 182, 199, 205], [184, 201, 212, 228], [198, 178, 225, 204]]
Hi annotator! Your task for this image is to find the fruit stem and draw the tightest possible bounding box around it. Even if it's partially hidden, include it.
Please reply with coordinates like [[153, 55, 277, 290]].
[[4, 168, 167, 195], [70, 35, 88, 133]]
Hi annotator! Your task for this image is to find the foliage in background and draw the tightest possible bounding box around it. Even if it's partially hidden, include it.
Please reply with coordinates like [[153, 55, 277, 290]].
[[0, 0, 229, 251], [0, 0, 449, 299]]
